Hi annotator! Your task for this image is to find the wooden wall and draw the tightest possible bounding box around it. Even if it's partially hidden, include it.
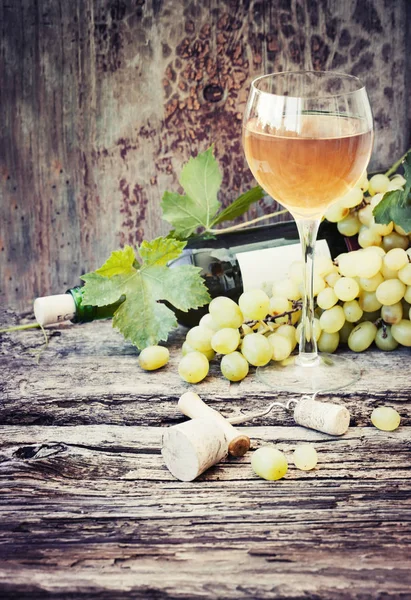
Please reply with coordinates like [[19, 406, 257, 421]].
[[0, 0, 410, 310]]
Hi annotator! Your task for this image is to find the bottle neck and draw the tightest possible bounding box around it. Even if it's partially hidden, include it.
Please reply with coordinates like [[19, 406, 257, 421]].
[[68, 286, 123, 323]]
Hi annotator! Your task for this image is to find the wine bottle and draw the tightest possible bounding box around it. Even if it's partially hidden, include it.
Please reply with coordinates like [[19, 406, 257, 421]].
[[34, 220, 353, 328]]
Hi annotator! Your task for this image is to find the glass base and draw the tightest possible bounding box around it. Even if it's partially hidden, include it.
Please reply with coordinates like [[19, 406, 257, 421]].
[[256, 353, 361, 394]]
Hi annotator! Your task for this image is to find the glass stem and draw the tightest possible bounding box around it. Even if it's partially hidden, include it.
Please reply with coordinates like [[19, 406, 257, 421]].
[[296, 218, 321, 366]]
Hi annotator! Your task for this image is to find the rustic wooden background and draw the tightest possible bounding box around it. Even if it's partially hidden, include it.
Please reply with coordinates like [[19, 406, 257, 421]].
[[1, 0, 410, 312]]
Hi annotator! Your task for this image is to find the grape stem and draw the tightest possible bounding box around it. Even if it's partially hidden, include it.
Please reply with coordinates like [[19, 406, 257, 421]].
[[208, 209, 289, 234], [384, 147, 411, 178], [0, 322, 40, 334], [244, 301, 302, 329]]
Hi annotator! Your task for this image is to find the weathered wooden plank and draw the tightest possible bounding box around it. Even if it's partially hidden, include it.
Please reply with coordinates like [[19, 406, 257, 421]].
[[1, 320, 410, 427], [1, 0, 410, 312]]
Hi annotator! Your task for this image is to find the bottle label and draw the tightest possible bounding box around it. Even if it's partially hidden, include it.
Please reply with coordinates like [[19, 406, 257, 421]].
[[235, 239, 331, 295]]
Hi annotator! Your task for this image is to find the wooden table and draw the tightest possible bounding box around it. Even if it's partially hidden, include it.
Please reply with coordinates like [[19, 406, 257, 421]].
[[0, 314, 410, 599]]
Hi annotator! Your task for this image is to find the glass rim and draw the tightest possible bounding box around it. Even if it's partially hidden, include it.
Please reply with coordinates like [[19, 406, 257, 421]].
[[251, 70, 366, 100]]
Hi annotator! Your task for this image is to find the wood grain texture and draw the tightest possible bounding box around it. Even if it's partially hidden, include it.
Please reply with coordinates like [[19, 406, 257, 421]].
[[1, 316, 411, 598], [1, 0, 410, 311]]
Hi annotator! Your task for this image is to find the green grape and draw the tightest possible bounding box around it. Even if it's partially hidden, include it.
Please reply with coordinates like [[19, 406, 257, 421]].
[[383, 248, 409, 272], [358, 226, 382, 249], [178, 352, 209, 383], [238, 289, 270, 320], [395, 222, 408, 235], [251, 446, 288, 481], [371, 406, 401, 431], [371, 221, 394, 237], [324, 271, 341, 288], [358, 309, 382, 323], [391, 319, 411, 346], [181, 340, 216, 361], [358, 170, 369, 192], [382, 232, 409, 252], [380, 262, 398, 280], [337, 213, 361, 236], [186, 326, 214, 353], [358, 204, 373, 227], [199, 313, 220, 331], [211, 328, 240, 355], [356, 250, 382, 278], [398, 263, 411, 286], [317, 286, 338, 310], [381, 302, 403, 325], [312, 274, 326, 296], [318, 330, 339, 353], [314, 256, 335, 277], [272, 279, 301, 301], [293, 445, 318, 471], [338, 252, 360, 277], [269, 296, 292, 325], [343, 299, 363, 323], [405, 286, 411, 304], [268, 333, 293, 361], [358, 272, 384, 292], [241, 333, 272, 366], [339, 321, 354, 344], [359, 290, 382, 312], [334, 277, 360, 302], [376, 279, 406, 306], [220, 351, 249, 382], [324, 201, 349, 222], [368, 173, 390, 195], [276, 324, 298, 351], [348, 321, 377, 352], [363, 245, 386, 258], [209, 296, 244, 329], [319, 305, 345, 333], [139, 346, 169, 371], [375, 326, 399, 351], [339, 186, 363, 209], [295, 318, 321, 343]]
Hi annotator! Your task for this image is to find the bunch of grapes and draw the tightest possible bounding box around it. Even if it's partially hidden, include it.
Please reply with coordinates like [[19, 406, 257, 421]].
[[177, 171, 411, 385]]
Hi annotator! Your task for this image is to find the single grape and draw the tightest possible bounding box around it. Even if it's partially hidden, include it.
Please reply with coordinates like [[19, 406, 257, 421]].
[[358, 290, 382, 312], [269, 296, 292, 325], [356, 250, 382, 278], [368, 173, 390, 195], [358, 272, 384, 292], [211, 327, 241, 354], [383, 248, 409, 272], [318, 330, 339, 353], [293, 445, 318, 471], [391, 319, 411, 346], [381, 302, 403, 325], [375, 326, 399, 351], [376, 279, 406, 306], [239, 289, 270, 321], [358, 204, 373, 227], [186, 326, 214, 353], [338, 252, 360, 277], [358, 226, 382, 249], [381, 262, 398, 280], [337, 213, 361, 236], [241, 333, 273, 366], [199, 313, 219, 332], [220, 351, 249, 382], [139, 346, 169, 371], [251, 446, 288, 481], [382, 232, 409, 252], [317, 287, 338, 310], [181, 341, 216, 361], [369, 193, 384, 209], [348, 321, 377, 352], [324, 201, 349, 223], [324, 271, 341, 288], [276, 324, 298, 351], [319, 305, 345, 333], [339, 187, 363, 209], [272, 279, 301, 301], [339, 321, 354, 344], [268, 333, 293, 361], [371, 221, 394, 236], [343, 299, 363, 323], [371, 406, 401, 431], [209, 296, 244, 329], [334, 277, 360, 302], [363, 245, 386, 257], [398, 263, 411, 286], [178, 352, 209, 383], [314, 256, 335, 277]]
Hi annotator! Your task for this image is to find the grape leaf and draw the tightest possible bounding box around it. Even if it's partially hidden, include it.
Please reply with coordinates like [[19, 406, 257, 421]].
[[80, 239, 211, 349], [161, 147, 222, 237], [211, 186, 265, 226], [374, 152, 411, 233]]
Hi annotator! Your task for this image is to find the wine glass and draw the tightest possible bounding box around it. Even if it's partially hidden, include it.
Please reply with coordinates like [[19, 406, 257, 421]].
[[242, 71, 374, 393]]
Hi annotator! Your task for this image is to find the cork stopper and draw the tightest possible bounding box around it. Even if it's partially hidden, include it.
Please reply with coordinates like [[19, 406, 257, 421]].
[[33, 294, 76, 327], [293, 398, 350, 436]]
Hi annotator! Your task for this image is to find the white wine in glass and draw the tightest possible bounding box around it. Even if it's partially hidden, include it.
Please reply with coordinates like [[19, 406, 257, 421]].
[[243, 71, 374, 392]]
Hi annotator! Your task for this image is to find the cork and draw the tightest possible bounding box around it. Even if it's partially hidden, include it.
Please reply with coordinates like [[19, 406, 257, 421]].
[[162, 418, 229, 482], [293, 398, 350, 436], [34, 294, 76, 327]]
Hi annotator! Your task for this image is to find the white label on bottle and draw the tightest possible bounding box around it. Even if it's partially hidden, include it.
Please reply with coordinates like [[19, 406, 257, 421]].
[[236, 240, 331, 295]]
